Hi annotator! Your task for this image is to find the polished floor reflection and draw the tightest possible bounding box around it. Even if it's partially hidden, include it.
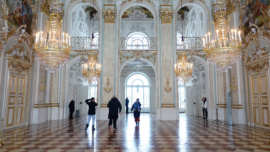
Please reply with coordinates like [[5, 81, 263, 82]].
[[1, 114, 270, 152]]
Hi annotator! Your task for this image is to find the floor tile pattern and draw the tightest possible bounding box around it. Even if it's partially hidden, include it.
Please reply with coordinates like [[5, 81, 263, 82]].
[[0, 114, 270, 152]]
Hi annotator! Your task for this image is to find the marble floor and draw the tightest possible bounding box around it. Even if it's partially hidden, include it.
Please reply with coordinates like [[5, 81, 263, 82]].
[[1, 113, 270, 152]]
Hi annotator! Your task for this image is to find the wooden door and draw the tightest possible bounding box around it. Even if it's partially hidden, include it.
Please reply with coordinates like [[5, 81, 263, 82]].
[[6, 72, 27, 128], [250, 73, 269, 127]]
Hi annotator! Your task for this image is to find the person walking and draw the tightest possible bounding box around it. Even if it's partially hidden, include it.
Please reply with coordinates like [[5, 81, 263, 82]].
[[131, 98, 141, 126], [201, 97, 208, 119], [107, 96, 122, 130], [125, 97, 129, 114], [69, 99, 75, 119], [85, 97, 98, 131]]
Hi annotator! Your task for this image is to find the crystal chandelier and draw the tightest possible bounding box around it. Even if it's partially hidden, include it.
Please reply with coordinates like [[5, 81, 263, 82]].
[[81, 54, 101, 83], [35, 2, 71, 72], [174, 52, 193, 82], [203, 0, 242, 72]]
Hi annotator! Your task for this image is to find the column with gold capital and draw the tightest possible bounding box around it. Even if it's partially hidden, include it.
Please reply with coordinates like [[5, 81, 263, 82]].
[[159, 5, 177, 120], [98, 4, 116, 120]]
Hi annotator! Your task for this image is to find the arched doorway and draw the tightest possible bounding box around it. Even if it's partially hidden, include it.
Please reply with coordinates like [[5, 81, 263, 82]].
[[119, 59, 156, 114], [126, 73, 150, 112]]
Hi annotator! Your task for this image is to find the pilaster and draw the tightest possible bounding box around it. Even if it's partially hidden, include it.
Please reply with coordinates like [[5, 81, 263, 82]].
[[98, 4, 116, 120], [226, 69, 233, 125], [159, 5, 177, 120]]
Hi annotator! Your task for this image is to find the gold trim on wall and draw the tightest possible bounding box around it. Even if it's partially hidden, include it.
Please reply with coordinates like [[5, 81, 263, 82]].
[[34, 103, 60, 108], [6, 107, 15, 127], [253, 97, 259, 105], [262, 107, 269, 127], [253, 107, 260, 126], [261, 96, 268, 105], [260, 75, 267, 94], [161, 103, 175, 108], [17, 97, 24, 105], [100, 104, 108, 108], [15, 106, 23, 125], [9, 76, 17, 94], [18, 77, 25, 95], [252, 77, 258, 94], [8, 96, 16, 105]]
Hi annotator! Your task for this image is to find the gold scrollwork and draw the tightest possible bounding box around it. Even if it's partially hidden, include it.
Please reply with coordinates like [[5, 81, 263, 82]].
[[39, 77, 46, 91], [120, 0, 155, 7], [247, 62, 269, 73], [230, 76, 237, 91], [164, 77, 172, 92], [70, 50, 99, 58], [119, 51, 156, 65], [104, 77, 112, 93], [160, 8, 174, 24], [103, 8, 116, 24], [6, 44, 31, 63]]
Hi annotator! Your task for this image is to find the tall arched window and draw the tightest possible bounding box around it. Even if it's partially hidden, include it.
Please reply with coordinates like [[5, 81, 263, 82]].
[[178, 78, 186, 112], [177, 33, 184, 49], [88, 81, 97, 99], [92, 32, 99, 49], [126, 32, 149, 50], [126, 73, 150, 112]]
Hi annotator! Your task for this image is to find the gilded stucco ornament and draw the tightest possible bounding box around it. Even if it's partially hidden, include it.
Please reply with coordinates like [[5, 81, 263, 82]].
[[177, 0, 205, 4], [103, 8, 116, 23], [119, 51, 156, 64], [247, 62, 269, 73], [2, 26, 34, 51], [164, 77, 172, 92], [241, 25, 270, 63], [160, 8, 174, 24], [69, 0, 98, 4], [6, 44, 31, 63], [70, 50, 98, 58], [0, 0, 9, 32], [120, 0, 155, 7], [104, 78, 112, 93]]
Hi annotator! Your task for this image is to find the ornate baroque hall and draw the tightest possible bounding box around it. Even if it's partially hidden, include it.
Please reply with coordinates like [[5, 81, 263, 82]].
[[1, 0, 270, 151]]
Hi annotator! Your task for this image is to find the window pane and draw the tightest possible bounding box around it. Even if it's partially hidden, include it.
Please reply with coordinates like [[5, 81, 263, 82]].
[[132, 80, 143, 85], [127, 74, 149, 85], [126, 73, 150, 111], [126, 32, 149, 50], [179, 87, 186, 109]]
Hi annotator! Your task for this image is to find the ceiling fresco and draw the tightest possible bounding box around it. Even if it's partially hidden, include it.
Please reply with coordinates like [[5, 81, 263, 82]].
[[177, 6, 190, 20], [242, 0, 270, 35], [82, 6, 98, 20], [122, 6, 154, 19]]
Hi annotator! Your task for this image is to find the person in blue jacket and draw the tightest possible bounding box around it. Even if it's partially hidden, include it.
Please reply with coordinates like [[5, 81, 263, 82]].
[[131, 98, 141, 126]]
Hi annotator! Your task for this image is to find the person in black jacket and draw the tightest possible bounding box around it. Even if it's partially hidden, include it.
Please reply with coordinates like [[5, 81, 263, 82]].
[[85, 97, 98, 131], [107, 96, 122, 130], [69, 99, 75, 119], [125, 97, 129, 114], [131, 98, 141, 126]]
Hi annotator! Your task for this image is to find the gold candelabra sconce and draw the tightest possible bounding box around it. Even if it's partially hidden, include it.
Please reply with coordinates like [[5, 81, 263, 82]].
[[164, 77, 172, 92], [230, 76, 237, 91], [0, 119, 5, 147], [39, 77, 46, 91], [104, 77, 112, 93]]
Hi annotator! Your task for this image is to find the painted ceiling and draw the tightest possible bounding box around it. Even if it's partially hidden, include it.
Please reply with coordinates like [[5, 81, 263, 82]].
[[177, 6, 191, 20], [123, 59, 152, 69], [122, 6, 154, 19], [82, 6, 98, 20]]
